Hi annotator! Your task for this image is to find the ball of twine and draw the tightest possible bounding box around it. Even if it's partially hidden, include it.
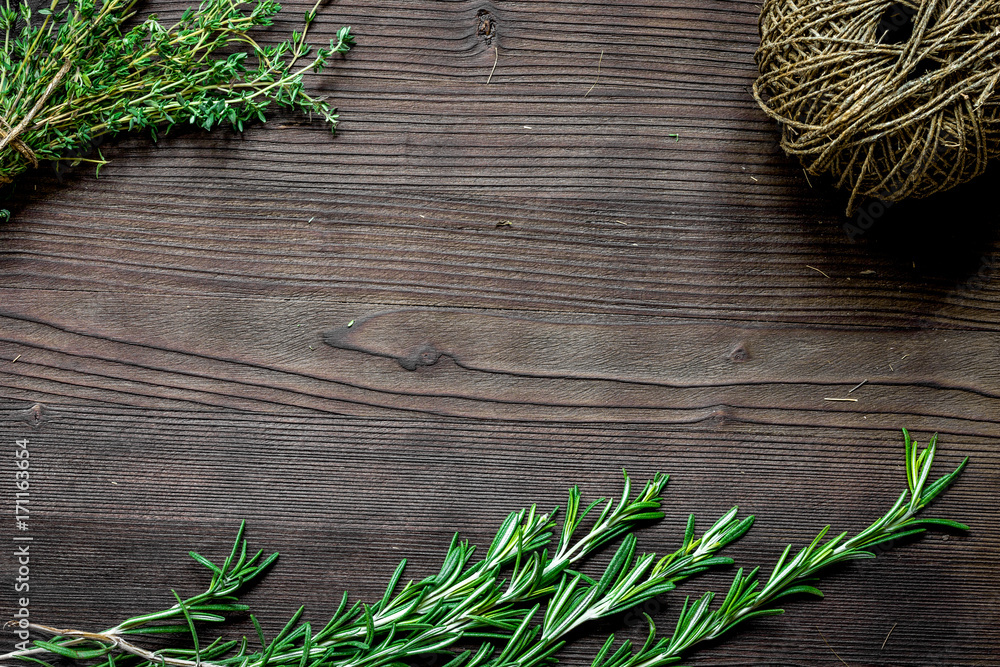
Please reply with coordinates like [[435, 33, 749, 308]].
[[753, 0, 1000, 213]]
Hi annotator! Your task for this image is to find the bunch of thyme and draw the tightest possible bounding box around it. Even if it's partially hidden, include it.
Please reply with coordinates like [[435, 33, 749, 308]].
[[0, 0, 353, 220], [0, 430, 968, 667]]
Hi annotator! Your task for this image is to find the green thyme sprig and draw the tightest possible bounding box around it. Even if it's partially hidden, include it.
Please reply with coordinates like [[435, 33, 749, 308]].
[[0, 0, 354, 219]]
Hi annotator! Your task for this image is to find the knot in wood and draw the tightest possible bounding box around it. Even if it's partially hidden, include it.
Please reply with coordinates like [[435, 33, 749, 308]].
[[477, 9, 497, 44]]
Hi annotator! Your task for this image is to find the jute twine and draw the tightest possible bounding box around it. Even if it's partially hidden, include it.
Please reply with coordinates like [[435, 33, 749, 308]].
[[0, 60, 72, 185], [753, 0, 1000, 213], [0, 118, 36, 183]]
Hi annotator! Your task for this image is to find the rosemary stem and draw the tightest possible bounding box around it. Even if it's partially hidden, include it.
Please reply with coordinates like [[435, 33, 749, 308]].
[[0, 434, 967, 667]]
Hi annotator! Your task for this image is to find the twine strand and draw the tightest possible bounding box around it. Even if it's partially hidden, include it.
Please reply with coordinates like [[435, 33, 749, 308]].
[[0, 59, 73, 177]]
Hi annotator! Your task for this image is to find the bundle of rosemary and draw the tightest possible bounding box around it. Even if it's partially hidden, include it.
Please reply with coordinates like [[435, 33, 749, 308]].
[[0, 431, 969, 667], [0, 0, 353, 220]]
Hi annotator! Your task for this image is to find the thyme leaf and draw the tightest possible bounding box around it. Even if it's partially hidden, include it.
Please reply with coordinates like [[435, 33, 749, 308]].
[[0, 0, 354, 217]]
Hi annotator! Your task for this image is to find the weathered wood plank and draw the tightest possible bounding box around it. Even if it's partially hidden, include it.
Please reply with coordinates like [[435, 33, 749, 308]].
[[0, 407, 994, 666], [1, 0, 998, 664], [2, 294, 1000, 437], [2, 2, 999, 329]]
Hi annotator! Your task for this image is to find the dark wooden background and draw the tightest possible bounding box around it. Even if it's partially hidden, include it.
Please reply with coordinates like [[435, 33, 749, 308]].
[[2, 1, 999, 665]]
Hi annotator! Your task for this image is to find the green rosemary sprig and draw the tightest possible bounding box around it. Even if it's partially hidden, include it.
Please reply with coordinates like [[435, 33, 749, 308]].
[[224, 474, 696, 667], [586, 430, 969, 667], [5, 521, 276, 665], [0, 0, 354, 220], [0, 431, 969, 667], [328, 505, 753, 667], [7, 472, 745, 667], [454, 509, 753, 667]]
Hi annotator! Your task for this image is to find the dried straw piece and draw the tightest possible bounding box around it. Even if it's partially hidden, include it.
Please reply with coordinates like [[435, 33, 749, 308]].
[[753, 0, 1000, 213], [0, 123, 37, 172]]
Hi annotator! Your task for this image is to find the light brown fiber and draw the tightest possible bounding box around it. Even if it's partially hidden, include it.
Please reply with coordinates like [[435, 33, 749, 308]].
[[754, 0, 1000, 212]]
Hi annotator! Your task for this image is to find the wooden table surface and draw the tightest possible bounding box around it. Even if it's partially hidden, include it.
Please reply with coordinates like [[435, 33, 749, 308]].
[[2, 1, 998, 665]]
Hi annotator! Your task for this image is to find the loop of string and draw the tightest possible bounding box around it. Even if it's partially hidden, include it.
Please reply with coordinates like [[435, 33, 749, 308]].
[[0, 60, 73, 181]]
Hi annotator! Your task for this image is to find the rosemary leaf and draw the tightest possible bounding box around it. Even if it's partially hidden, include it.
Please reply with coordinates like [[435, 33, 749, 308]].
[[587, 431, 969, 667], [0, 431, 969, 667]]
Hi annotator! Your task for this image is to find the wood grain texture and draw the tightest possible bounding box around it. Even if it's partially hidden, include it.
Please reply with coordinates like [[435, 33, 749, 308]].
[[2, 1, 1000, 327], [1, 295, 1000, 436], [1, 0, 999, 665], [0, 408, 996, 667], [2, 406, 1000, 665]]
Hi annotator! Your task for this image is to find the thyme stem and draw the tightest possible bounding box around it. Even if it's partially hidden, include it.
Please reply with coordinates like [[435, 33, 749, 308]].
[[0, 0, 355, 220]]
